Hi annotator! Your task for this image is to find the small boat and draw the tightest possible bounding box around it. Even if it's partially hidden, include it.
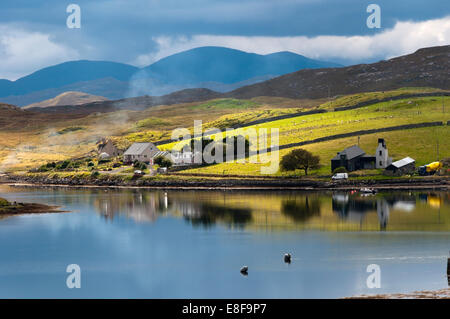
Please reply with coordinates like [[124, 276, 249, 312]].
[[360, 187, 377, 194]]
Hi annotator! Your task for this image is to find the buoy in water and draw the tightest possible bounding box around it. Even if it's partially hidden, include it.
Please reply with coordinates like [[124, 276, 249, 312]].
[[284, 253, 292, 264]]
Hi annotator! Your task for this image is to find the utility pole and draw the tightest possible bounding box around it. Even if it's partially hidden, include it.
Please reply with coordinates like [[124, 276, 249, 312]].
[[436, 138, 439, 161]]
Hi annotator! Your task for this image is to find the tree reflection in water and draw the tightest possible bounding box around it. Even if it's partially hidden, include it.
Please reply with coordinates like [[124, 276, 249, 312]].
[[181, 203, 252, 228], [281, 196, 321, 222]]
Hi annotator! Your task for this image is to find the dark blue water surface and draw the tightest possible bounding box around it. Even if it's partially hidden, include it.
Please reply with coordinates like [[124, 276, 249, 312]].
[[0, 185, 448, 298]]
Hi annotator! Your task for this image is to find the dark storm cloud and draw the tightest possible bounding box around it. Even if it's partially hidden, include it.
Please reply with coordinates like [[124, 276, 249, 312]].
[[0, 0, 448, 79]]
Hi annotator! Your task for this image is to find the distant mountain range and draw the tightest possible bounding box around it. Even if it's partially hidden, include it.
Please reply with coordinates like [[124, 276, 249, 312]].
[[23, 45, 450, 115], [0, 46, 341, 106]]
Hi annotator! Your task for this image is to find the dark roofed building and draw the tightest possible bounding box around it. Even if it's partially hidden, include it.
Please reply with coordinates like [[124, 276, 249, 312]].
[[331, 145, 375, 172]]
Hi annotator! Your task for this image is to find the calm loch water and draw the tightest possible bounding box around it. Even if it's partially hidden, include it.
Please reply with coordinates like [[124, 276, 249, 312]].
[[0, 185, 449, 298]]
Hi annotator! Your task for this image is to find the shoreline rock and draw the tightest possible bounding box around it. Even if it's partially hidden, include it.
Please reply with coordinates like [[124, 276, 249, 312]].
[[0, 197, 63, 216], [347, 288, 450, 299], [2, 173, 448, 190]]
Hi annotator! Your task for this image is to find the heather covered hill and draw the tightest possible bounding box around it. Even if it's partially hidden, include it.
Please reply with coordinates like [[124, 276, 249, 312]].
[[226, 45, 450, 100]]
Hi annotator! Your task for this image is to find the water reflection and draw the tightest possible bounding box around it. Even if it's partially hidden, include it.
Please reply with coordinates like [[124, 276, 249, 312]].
[[180, 202, 252, 228], [93, 190, 253, 228], [86, 189, 450, 232], [281, 196, 321, 222], [1, 185, 449, 298], [94, 191, 169, 222]]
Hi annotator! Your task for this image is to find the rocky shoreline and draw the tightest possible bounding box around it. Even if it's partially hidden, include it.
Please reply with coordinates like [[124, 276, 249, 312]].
[[348, 288, 450, 299], [2, 174, 448, 190]]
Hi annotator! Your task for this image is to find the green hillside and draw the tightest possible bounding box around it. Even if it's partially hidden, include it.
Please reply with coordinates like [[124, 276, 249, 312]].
[[1, 87, 449, 178]]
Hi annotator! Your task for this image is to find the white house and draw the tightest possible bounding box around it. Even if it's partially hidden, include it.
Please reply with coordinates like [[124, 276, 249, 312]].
[[170, 151, 202, 166], [123, 142, 159, 164], [151, 150, 202, 166], [375, 138, 392, 169]]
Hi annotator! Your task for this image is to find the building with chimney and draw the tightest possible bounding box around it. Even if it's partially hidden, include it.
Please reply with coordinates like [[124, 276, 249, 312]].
[[375, 138, 392, 169]]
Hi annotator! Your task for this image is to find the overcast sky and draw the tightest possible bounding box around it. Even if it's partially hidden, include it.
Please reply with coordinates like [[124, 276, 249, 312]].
[[0, 0, 449, 80]]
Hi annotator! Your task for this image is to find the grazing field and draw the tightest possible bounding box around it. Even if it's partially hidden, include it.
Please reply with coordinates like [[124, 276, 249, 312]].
[[159, 96, 450, 151], [319, 87, 446, 109], [182, 126, 450, 176]]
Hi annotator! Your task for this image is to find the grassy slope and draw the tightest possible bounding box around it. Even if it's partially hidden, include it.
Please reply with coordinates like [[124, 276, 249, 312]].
[[0, 98, 300, 171], [0, 88, 448, 174], [183, 126, 449, 176], [319, 87, 446, 109], [160, 96, 450, 151]]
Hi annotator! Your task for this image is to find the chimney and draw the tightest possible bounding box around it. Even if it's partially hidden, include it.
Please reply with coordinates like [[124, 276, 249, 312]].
[[378, 138, 386, 148]]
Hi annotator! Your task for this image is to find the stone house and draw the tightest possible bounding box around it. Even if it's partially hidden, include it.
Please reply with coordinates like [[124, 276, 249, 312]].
[[123, 142, 159, 164], [97, 139, 121, 157]]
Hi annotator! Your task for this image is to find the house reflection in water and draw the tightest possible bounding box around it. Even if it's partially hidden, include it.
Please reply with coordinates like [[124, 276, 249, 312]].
[[93, 191, 252, 227], [377, 198, 389, 230], [332, 193, 418, 231], [94, 191, 169, 222], [332, 193, 376, 222]]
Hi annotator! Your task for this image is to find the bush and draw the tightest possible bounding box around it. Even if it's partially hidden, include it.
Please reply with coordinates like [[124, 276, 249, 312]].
[[46, 162, 56, 168], [153, 156, 165, 166], [332, 166, 348, 174], [38, 165, 50, 172], [133, 161, 147, 170], [72, 162, 80, 168], [159, 158, 173, 168], [87, 161, 95, 167], [0, 198, 10, 207], [91, 171, 100, 178], [56, 160, 70, 170]]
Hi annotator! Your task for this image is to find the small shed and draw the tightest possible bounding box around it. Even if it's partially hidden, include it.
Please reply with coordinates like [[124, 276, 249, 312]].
[[384, 157, 415, 176]]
